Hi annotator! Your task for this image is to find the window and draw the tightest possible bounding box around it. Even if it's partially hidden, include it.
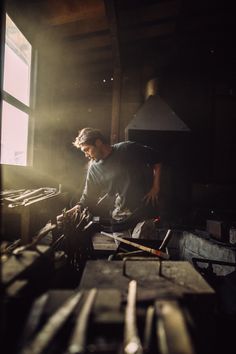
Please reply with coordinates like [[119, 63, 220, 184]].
[[1, 14, 34, 166]]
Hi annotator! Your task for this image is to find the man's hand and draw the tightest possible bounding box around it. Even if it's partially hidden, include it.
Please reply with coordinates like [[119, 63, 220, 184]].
[[56, 205, 81, 229], [143, 163, 161, 206], [143, 185, 160, 206]]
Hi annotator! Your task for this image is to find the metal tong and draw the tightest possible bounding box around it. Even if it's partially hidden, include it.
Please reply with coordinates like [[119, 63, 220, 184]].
[[124, 280, 143, 354]]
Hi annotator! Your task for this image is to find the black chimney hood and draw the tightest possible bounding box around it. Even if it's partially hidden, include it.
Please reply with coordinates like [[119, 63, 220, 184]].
[[125, 78, 191, 162], [125, 95, 190, 134]]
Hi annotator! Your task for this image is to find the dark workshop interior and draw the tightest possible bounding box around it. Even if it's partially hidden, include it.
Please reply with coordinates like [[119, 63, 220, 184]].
[[1, 1, 236, 353]]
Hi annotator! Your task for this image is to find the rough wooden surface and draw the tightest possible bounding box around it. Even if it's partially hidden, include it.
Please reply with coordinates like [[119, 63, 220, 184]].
[[2, 245, 50, 286], [79, 260, 215, 298]]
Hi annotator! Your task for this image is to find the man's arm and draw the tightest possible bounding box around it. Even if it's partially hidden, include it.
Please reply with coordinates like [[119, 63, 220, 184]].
[[143, 163, 162, 206], [57, 166, 99, 226]]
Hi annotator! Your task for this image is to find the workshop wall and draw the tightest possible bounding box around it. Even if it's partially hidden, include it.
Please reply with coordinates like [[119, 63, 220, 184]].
[[2, 1, 236, 201]]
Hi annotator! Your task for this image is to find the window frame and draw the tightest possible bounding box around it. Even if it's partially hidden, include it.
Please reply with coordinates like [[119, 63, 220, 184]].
[[1, 12, 37, 167]]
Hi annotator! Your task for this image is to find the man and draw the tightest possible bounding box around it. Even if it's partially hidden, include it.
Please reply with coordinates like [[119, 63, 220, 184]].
[[58, 127, 162, 224]]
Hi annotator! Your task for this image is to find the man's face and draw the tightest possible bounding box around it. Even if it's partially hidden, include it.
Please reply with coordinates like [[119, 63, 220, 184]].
[[80, 140, 103, 161]]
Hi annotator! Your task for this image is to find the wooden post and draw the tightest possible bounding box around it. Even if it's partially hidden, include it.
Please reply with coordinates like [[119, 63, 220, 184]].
[[111, 66, 121, 144], [104, 0, 122, 144]]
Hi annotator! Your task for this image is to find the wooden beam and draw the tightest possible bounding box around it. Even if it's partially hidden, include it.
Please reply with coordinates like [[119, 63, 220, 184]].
[[104, 0, 121, 144], [104, 0, 121, 67], [121, 21, 176, 43], [42, 0, 106, 26], [110, 66, 121, 144], [60, 47, 112, 65], [62, 32, 111, 51], [119, 0, 181, 27], [41, 16, 109, 39]]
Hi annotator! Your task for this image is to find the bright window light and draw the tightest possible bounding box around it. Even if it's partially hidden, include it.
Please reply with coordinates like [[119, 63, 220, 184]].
[[4, 44, 31, 105], [1, 101, 29, 166], [3, 15, 32, 105], [1, 14, 33, 166]]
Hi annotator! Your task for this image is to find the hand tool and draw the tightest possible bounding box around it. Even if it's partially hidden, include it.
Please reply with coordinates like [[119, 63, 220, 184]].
[[101, 232, 170, 260], [12, 222, 57, 255], [20, 292, 83, 354], [159, 229, 172, 251], [66, 288, 97, 354], [155, 300, 195, 354], [124, 280, 143, 354]]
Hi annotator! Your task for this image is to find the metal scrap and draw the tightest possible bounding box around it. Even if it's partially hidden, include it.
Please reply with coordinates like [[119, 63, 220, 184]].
[[66, 288, 97, 354], [20, 292, 83, 354], [2, 187, 59, 208], [124, 280, 143, 354]]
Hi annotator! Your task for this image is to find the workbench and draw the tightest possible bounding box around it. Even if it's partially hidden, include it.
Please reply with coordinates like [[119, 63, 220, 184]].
[[2, 190, 66, 244]]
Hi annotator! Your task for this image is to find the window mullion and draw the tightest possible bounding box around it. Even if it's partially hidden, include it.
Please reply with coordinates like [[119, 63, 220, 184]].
[[3, 90, 30, 114]]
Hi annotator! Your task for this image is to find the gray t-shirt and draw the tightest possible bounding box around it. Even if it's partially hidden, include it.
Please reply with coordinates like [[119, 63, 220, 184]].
[[79, 141, 161, 216]]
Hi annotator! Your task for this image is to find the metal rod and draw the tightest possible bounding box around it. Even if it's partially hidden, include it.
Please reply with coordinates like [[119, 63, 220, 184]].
[[1, 239, 21, 255], [12, 222, 57, 255], [124, 280, 143, 354], [5, 188, 44, 202], [159, 229, 172, 251], [155, 300, 195, 354], [101, 232, 170, 260], [19, 293, 49, 346], [143, 306, 155, 353], [20, 292, 83, 354], [24, 191, 60, 206], [96, 193, 109, 205], [66, 288, 97, 354]]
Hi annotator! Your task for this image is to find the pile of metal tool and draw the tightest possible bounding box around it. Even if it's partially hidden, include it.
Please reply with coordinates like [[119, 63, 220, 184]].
[[15, 258, 216, 354], [1, 187, 60, 208], [2, 206, 232, 354]]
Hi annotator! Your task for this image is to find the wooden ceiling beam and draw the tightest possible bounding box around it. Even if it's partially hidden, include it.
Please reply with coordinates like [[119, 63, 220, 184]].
[[179, 13, 234, 33], [55, 76, 114, 91], [41, 16, 109, 39], [62, 32, 111, 51], [121, 21, 177, 43], [42, 0, 106, 26], [119, 0, 181, 27], [59, 59, 113, 75], [60, 48, 113, 65]]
